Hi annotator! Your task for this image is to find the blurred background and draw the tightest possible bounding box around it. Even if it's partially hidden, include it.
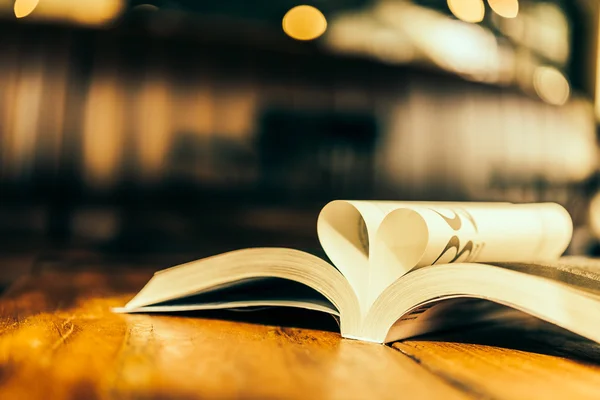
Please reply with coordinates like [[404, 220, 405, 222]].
[[2, 0, 600, 282]]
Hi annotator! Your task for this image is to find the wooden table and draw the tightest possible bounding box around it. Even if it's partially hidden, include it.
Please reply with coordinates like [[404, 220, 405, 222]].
[[1, 264, 600, 399]]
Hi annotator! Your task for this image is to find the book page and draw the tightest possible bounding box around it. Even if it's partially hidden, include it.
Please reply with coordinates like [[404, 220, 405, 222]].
[[384, 298, 522, 342], [371, 202, 572, 299], [316, 201, 390, 299], [117, 247, 365, 337], [317, 200, 460, 299], [115, 277, 340, 316], [364, 260, 600, 344], [317, 200, 507, 300], [317, 201, 572, 305], [493, 257, 600, 297]]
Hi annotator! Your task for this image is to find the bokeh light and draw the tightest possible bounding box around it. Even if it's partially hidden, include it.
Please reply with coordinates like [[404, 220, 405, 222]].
[[488, 0, 519, 19], [282, 5, 327, 41], [447, 0, 485, 23], [14, 0, 39, 18], [12, 0, 123, 26], [533, 66, 570, 106]]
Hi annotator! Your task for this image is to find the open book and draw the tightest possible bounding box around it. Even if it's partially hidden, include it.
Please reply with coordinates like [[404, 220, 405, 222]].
[[116, 201, 600, 344]]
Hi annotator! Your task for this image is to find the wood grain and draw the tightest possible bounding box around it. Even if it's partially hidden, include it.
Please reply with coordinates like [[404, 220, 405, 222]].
[[393, 320, 600, 400], [2, 264, 600, 399], [0, 269, 468, 400]]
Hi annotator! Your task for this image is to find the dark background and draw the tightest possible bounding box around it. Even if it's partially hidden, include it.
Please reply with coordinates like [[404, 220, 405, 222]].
[[1, 0, 599, 282]]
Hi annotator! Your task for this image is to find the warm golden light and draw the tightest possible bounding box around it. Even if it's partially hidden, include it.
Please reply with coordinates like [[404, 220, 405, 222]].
[[488, 0, 519, 19], [533, 66, 570, 106], [596, 6, 600, 120], [282, 5, 327, 41], [83, 72, 124, 188], [447, 0, 485, 23], [12, 0, 123, 26], [70, 0, 123, 25], [590, 191, 600, 239], [14, 0, 39, 18]]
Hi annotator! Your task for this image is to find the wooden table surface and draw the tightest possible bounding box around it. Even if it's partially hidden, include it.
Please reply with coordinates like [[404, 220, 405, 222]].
[[1, 261, 600, 399]]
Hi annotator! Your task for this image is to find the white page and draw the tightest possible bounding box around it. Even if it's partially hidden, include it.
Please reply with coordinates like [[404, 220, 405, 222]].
[[114, 299, 340, 316], [317, 201, 572, 305], [317, 201, 507, 300]]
